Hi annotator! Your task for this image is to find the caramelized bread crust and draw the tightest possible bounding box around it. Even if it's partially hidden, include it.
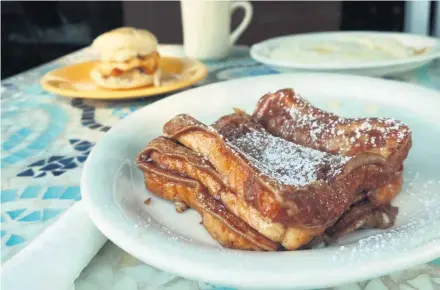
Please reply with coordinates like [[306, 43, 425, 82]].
[[163, 113, 395, 230], [139, 137, 321, 249], [135, 89, 412, 251], [139, 158, 278, 251], [252, 88, 412, 172]]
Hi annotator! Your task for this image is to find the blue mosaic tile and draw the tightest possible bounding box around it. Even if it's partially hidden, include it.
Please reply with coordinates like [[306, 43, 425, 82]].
[[18, 211, 41, 222], [42, 187, 65, 199], [18, 139, 94, 178], [60, 187, 80, 200], [82, 113, 94, 119], [12, 149, 34, 160], [25, 84, 44, 95], [29, 160, 45, 167], [52, 170, 66, 176], [41, 163, 62, 171], [48, 156, 63, 163], [6, 209, 26, 220], [81, 120, 95, 126], [42, 208, 64, 221], [59, 157, 74, 166], [1, 230, 6, 238], [1, 215, 6, 222], [77, 156, 87, 163], [35, 172, 46, 178], [89, 124, 101, 129], [71, 99, 112, 131], [2, 154, 25, 165], [17, 168, 34, 177], [6, 234, 25, 246], [430, 258, 440, 265], [24, 104, 67, 152], [20, 186, 42, 199], [14, 149, 34, 159], [2, 128, 31, 150], [203, 283, 237, 290], [1, 189, 18, 202], [61, 162, 77, 169], [74, 141, 92, 151]]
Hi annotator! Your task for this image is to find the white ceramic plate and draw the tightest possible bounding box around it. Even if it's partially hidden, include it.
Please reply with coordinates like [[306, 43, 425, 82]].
[[82, 74, 440, 289], [250, 32, 440, 77]]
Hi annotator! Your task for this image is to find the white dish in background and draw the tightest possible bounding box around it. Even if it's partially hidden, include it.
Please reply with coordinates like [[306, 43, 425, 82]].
[[82, 74, 440, 290], [250, 32, 440, 77]]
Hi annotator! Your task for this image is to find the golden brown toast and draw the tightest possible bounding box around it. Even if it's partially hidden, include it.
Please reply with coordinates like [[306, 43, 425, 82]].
[[139, 137, 321, 249], [133, 86, 414, 251], [252, 88, 412, 173], [139, 137, 401, 250], [163, 113, 396, 234], [138, 157, 278, 251]]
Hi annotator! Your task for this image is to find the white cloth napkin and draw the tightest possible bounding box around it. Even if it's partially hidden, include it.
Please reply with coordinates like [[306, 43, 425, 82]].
[[1, 201, 107, 290]]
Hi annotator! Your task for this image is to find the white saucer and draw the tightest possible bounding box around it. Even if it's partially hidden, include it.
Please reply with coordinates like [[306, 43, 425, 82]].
[[82, 73, 440, 289]]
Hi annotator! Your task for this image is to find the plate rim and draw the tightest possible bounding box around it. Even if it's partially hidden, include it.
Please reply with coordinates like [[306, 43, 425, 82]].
[[82, 73, 440, 289], [40, 57, 208, 100], [250, 31, 440, 70]]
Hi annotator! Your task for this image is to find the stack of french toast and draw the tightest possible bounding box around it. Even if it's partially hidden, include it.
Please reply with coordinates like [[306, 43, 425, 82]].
[[136, 89, 412, 251]]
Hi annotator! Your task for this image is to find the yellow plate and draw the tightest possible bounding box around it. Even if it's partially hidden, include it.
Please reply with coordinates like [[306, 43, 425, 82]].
[[40, 57, 208, 99]]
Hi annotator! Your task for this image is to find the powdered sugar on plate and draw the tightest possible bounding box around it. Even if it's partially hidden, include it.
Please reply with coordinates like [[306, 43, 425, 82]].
[[331, 170, 440, 264]]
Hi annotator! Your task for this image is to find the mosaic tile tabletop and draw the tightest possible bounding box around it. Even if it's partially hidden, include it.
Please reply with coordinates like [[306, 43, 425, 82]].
[[1, 46, 439, 290]]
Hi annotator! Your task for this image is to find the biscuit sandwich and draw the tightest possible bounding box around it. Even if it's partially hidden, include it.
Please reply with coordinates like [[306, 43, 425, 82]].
[[90, 27, 161, 89]]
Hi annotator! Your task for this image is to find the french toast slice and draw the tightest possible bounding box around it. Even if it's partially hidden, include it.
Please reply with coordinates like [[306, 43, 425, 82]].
[[138, 156, 278, 251], [163, 113, 395, 236], [252, 88, 412, 172], [138, 137, 321, 249]]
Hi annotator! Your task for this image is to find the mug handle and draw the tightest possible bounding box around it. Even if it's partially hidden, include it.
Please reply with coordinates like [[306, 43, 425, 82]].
[[230, 1, 253, 45]]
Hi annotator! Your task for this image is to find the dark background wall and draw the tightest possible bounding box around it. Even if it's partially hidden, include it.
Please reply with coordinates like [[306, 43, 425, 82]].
[[122, 1, 342, 44], [2, 1, 406, 79]]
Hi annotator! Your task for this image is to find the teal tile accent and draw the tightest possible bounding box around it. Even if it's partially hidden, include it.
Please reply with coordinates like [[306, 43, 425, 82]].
[[430, 258, 440, 265], [42, 187, 65, 199], [1, 230, 6, 238], [1, 111, 18, 119], [20, 186, 42, 199], [5, 234, 25, 246], [13, 149, 34, 159], [27, 104, 67, 148], [60, 187, 80, 200], [42, 208, 64, 221], [1, 154, 23, 165], [2, 128, 31, 150], [1, 215, 5, 222], [18, 211, 41, 222], [1, 103, 67, 168], [6, 209, 26, 220], [1, 189, 18, 202], [24, 84, 44, 95]]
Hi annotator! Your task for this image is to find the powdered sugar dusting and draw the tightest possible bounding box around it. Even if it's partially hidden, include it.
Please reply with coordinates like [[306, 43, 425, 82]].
[[228, 130, 351, 186], [331, 170, 440, 263], [269, 92, 412, 154]]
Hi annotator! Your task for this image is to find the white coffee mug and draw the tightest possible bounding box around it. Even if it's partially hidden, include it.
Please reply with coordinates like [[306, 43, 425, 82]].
[[181, 0, 253, 60]]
